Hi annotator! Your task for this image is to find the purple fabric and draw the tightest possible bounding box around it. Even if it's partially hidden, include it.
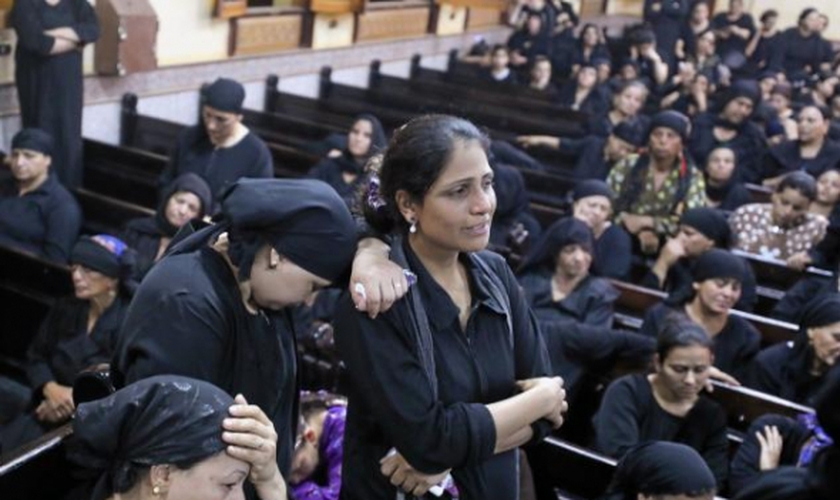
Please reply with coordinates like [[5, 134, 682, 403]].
[[292, 405, 346, 500]]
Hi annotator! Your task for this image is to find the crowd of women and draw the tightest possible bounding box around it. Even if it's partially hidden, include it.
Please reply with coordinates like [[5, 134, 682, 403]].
[[3, 0, 840, 499]]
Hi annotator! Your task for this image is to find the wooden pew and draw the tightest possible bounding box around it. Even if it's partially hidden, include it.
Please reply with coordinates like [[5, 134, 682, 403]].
[[707, 380, 814, 433], [0, 423, 75, 500], [610, 280, 798, 347], [528, 436, 617, 500], [75, 188, 155, 236], [83, 138, 167, 209], [371, 58, 588, 127], [731, 250, 833, 290]]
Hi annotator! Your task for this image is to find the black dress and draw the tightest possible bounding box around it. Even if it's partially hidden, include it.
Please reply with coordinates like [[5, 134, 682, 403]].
[[770, 28, 828, 77], [593, 373, 729, 488], [705, 177, 752, 211], [518, 269, 618, 328], [592, 225, 633, 280], [559, 135, 611, 180], [639, 302, 761, 380], [307, 156, 365, 209], [334, 242, 553, 500], [111, 227, 298, 487], [11, 0, 99, 189], [0, 173, 81, 263], [644, 0, 690, 68], [761, 140, 840, 180], [711, 12, 755, 62], [0, 294, 128, 451], [159, 126, 273, 205], [119, 217, 164, 281]]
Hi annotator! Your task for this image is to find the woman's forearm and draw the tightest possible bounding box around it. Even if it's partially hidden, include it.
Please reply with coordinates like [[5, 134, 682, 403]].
[[49, 37, 78, 55], [487, 386, 551, 454], [45, 27, 80, 42]]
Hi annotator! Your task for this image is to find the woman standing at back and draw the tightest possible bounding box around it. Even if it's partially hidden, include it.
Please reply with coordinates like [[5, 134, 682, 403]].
[[335, 115, 566, 499]]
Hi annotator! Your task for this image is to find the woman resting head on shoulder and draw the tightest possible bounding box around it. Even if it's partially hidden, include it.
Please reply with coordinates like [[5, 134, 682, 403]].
[[68, 375, 286, 500], [601, 441, 717, 500]]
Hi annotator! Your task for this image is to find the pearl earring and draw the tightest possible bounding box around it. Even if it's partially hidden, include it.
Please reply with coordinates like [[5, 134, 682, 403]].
[[409, 220, 417, 234], [153, 486, 161, 495]]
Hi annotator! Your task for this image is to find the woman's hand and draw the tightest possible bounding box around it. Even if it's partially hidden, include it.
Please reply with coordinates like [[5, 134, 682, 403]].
[[223, 395, 287, 500], [380, 450, 451, 497], [786, 252, 813, 271], [350, 238, 409, 318], [705, 367, 741, 391], [638, 230, 661, 256], [756, 425, 783, 471], [39, 381, 74, 422], [517, 377, 568, 428]]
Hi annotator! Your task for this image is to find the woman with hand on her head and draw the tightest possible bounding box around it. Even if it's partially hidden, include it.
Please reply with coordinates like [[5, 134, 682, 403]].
[[69, 375, 286, 500], [594, 316, 729, 488], [335, 115, 565, 499], [308, 114, 387, 208], [0, 235, 135, 452], [121, 173, 212, 281]]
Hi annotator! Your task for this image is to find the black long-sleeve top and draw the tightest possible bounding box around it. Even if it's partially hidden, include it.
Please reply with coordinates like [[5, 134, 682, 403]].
[[0, 174, 81, 263], [120, 217, 164, 281], [558, 135, 612, 180], [593, 373, 729, 488], [762, 139, 840, 180], [711, 12, 755, 59], [689, 112, 767, 184], [706, 177, 752, 211], [748, 337, 829, 406], [112, 230, 299, 487], [27, 295, 128, 395], [518, 269, 618, 329], [639, 302, 761, 380], [334, 243, 552, 500], [159, 125, 273, 204], [770, 28, 828, 77]]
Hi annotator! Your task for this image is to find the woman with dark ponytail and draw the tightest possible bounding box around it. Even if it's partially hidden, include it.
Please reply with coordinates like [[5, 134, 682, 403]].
[[336, 115, 565, 499]]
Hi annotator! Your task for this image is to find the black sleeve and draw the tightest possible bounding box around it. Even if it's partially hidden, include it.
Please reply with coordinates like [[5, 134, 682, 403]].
[[735, 263, 758, 313], [42, 195, 82, 264], [638, 305, 663, 339], [699, 403, 730, 488], [334, 297, 497, 474], [26, 302, 65, 394], [251, 140, 274, 179], [72, 0, 100, 44], [114, 289, 229, 386], [595, 227, 632, 280], [495, 258, 555, 444], [541, 321, 655, 369], [10, 0, 56, 55], [593, 376, 644, 457], [746, 345, 786, 397]]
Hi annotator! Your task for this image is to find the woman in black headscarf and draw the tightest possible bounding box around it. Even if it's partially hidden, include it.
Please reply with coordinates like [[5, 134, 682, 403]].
[[640, 249, 761, 382], [600, 441, 717, 500], [121, 173, 212, 281], [0, 235, 135, 451], [112, 179, 357, 494], [517, 217, 618, 329], [308, 114, 387, 208], [735, 364, 840, 500], [69, 375, 286, 500], [488, 161, 541, 250], [570, 180, 633, 280], [749, 294, 840, 406], [762, 105, 840, 185]]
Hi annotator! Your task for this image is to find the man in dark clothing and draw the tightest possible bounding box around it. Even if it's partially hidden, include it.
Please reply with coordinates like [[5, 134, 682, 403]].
[[711, 0, 755, 68], [689, 80, 766, 183], [770, 8, 829, 79], [0, 128, 81, 263], [158, 78, 273, 207]]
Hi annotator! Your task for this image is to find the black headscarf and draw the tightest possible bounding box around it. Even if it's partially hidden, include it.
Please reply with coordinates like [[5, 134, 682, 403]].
[[203, 78, 245, 114], [333, 114, 387, 175], [680, 207, 732, 247], [156, 173, 213, 237], [801, 294, 840, 330], [12, 128, 54, 156], [68, 375, 234, 500], [691, 248, 745, 283], [518, 217, 594, 273], [602, 442, 716, 500], [649, 110, 691, 141], [221, 178, 357, 283], [71, 235, 137, 293], [715, 80, 760, 130], [572, 179, 615, 202]]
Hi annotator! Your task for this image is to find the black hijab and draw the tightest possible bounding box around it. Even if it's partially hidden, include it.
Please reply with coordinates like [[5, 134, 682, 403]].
[[518, 217, 594, 274], [68, 375, 234, 500], [602, 441, 716, 500], [333, 114, 387, 175], [156, 173, 213, 237]]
